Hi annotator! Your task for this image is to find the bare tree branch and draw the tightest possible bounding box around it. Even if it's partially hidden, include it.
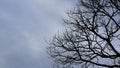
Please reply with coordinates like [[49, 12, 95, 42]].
[[47, 0, 120, 68]]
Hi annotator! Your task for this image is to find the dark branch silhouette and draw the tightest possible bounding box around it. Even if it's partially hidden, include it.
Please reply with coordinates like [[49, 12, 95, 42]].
[[48, 0, 120, 68]]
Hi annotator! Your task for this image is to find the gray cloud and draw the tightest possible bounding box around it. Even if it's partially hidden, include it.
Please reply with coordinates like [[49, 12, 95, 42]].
[[0, 0, 75, 68]]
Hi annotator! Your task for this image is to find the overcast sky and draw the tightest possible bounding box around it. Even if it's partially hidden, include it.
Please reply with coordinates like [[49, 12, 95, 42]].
[[0, 0, 77, 68]]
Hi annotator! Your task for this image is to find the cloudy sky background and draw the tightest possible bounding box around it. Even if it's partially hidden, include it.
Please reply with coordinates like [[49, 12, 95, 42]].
[[0, 0, 77, 68]]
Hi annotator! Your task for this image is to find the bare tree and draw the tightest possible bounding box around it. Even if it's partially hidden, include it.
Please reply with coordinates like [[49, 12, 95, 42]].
[[48, 0, 120, 68]]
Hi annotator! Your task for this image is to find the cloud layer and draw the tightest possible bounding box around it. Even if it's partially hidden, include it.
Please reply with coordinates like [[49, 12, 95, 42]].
[[0, 0, 75, 68]]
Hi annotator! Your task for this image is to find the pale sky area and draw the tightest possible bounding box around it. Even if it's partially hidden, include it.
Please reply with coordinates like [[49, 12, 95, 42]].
[[0, 0, 77, 68]]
